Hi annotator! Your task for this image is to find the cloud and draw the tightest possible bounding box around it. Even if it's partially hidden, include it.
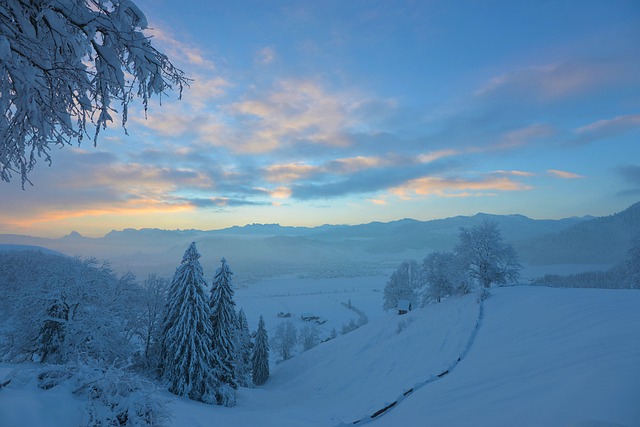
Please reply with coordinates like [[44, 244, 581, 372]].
[[263, 154, 429, 190], [389, 175, 532, 199], [476, 59, 624, 101], [0, 149, 234, 227], [368, 198, 388, 205], [574, 114, 640, 144], [492, 170, 536, 177], [547, 169, 585, 179], [187, 76, 231, 109], [264, 163, 319, 183], [417, 150, 460, 163], [269, 187, 293, 199], [287, 156, 461, 200], [256, 46, 276, 64], [617, 164, 640, 196], [227, 79, 359, 153], [491, 124, 556, 149], [147, 27, 217, 71], [181, 197, 268, 208]]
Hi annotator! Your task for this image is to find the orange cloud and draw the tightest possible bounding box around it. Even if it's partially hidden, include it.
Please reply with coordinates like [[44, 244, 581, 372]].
[[547, 169, 585, 179], [390, 176, 532, 199], [7, 199, 194, 229], [265, 156, 387, 183], [368, 198, 388, 205], [270, 187, 293, 199], [265, 163, 320, 182]]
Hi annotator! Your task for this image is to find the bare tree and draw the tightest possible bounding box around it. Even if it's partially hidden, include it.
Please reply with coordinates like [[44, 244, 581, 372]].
[[383, 259, 422, 311], [272, 320, 297, 361]]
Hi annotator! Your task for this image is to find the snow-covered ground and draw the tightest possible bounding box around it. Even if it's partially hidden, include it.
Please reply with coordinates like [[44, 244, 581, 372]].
[[235, 274, 390, 342], [1, 281, 639, 427]]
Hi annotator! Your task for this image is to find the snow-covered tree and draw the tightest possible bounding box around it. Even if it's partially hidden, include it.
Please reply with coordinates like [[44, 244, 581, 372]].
[[0, 251, 136, 364], [383, 259, 422, 311], [36, 299, 68, 363], [272, 320, 297, 361], [209, 257, 238, 395], [160, 242, 218, 404], [0, 0, 188, 185], [234, 308, 253, 387], [422, 251, 455, 303], [301, 325, 320, 351], [329, 327, 338, 340], [252, 315, 269, 386], [455, 221, 522, 288], [421, 251, 471, 304], [139, 273, 168, 370]]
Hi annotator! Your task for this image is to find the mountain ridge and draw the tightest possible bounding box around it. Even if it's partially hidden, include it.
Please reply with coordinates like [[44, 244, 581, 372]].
[[0, 203, 637, 280]]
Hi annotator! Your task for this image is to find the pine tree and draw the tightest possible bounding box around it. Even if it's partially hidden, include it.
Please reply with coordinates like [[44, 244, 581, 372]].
[[160, 242, 218, 403], [235, 308, 253, 387], [252, 315, 270, 386], [210, 257, 238, 394]]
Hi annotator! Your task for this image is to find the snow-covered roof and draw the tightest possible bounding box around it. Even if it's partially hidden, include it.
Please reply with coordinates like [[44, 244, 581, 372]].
[[397, 300, 411, 311]]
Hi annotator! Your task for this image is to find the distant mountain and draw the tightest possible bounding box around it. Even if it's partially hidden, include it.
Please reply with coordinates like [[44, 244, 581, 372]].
[[517, 202, 640, 264], [0, 244, 63, 256], [0, 203, 637, 279]]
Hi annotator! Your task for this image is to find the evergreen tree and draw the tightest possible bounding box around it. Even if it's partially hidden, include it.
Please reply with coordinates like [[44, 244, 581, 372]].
[[210, 257, 238, 394], [234, 308, 253, 387], [160, 242, 218, 403], [252, 315, 270, 386]]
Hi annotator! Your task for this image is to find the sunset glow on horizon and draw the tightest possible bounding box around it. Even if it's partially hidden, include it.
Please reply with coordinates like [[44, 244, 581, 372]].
[[1, 0, 639, 238]]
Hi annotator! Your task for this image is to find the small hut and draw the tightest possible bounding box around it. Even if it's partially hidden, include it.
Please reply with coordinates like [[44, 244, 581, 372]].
[[397, 299, 412, 315]]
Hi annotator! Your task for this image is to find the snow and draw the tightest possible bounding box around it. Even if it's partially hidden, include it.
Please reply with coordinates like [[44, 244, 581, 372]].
[[235, 275, 390, 341], [1, 281, 639, 427], [0, 365, 84, 427], [375, 286, 640, 427]]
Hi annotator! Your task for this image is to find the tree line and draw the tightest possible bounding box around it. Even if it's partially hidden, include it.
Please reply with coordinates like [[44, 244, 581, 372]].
[[0, 242, 271, 419], [384, 221, 522, 310]]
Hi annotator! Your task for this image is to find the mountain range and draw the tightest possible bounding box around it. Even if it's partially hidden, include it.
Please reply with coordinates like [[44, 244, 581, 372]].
[[1, 202, 638, 282]]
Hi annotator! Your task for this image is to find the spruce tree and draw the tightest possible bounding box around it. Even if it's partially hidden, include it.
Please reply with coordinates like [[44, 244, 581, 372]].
[[210, 257, 238, 394], [252, 315, 270, 386], [160, 242, 218, 403], [235, 308, 253, 387]]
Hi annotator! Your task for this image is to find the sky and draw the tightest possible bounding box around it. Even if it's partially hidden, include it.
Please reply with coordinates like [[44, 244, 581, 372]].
[[1, 0, 639, 238]]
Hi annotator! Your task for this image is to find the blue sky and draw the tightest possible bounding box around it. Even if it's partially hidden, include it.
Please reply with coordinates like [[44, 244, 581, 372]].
[[1, 0, 639, 237]]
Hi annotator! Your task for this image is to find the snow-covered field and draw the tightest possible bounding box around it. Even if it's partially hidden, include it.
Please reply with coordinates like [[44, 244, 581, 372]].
[[235, 274, 390, 341], [1, 278, 639, 427]]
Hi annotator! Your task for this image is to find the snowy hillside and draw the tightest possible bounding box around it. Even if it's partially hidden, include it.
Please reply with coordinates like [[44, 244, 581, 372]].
[[518, 201, 640, 265], [1, 284, 638, 427]]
